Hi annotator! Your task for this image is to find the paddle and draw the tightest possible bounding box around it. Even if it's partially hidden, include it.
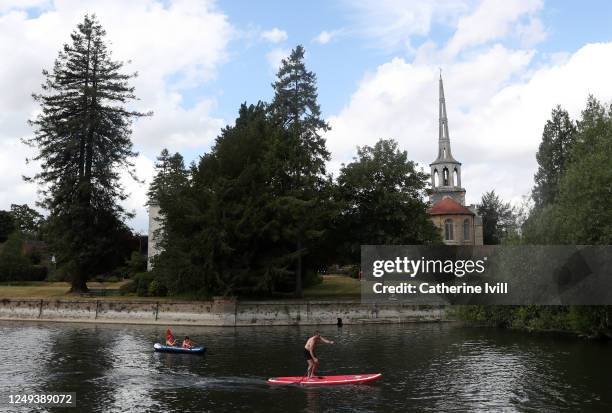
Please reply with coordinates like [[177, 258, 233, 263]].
[[298, 369, 309, 384]]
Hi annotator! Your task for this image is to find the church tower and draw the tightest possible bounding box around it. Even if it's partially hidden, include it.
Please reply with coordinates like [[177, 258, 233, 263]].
[[427, 73, 483, 245], [430, 73, 466, 205]]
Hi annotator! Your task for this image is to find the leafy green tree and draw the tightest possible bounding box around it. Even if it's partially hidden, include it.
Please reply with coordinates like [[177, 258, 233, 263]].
[[575, 95, 608, 150], [269, 45, 331, 297], [532, 106, 576, 208], [25, 15, 149, 292], [551, 98, 612, 244], [0, 211, 15, 243], [497, 97, 612, 336], [477, 190, 517, 245], [126, 250, 147, 275], [0, 233, 49, 281], [335, 139, 440, 261], [10, 204, 44, 238], [0, 233, 30, 281], [524, 96, 612, 245]]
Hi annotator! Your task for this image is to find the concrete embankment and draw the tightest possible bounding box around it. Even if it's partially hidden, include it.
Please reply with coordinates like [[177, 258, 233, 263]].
[[0, 298, 447, 326]]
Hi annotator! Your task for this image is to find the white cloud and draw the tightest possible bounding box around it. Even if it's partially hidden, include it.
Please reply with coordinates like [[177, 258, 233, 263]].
[[261, 27, 287, 43], [325, 42, 612, 207], [0, 0, 233, 230], [120, 154, 156, 234], [134, 95, 224, 150], [266, 47, 290, 72], [344, 0, 546, 57], [313, 29, 343, 45], [0, 0, 50, 12], [516, 15, 547, 47], [344, 0, 469, 51], [444, 0, 544, 57]]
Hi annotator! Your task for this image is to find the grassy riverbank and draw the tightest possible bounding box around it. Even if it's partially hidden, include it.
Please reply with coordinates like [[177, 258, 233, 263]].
[[303, 275, 360, 299], [0, 275, 361, 301], [0, 280, 133, 299]]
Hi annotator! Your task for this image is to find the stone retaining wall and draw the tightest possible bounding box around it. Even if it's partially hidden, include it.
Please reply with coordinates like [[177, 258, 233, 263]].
[[0, 298, 446, 326]]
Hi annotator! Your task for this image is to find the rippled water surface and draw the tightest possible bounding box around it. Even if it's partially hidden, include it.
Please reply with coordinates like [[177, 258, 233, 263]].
[[1, 321, 611, 412]]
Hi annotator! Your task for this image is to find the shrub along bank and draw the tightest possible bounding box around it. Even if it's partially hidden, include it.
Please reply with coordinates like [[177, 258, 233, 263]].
[[455, 305, 612, 339]]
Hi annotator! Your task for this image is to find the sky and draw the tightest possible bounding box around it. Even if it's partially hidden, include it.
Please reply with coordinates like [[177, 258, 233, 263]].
[[2, 0, 612, 233]]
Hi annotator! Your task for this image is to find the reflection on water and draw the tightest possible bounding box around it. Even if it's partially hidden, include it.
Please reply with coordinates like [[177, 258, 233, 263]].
[[0, 321, 610, 412]]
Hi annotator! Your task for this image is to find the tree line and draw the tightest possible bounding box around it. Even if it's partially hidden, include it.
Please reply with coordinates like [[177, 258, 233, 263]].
[[18, 16, 439, 295], [460, 99, 612, 338], [147, 46, 440, 298]]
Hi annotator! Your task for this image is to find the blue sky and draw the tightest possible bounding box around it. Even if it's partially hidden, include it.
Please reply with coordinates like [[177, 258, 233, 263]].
[[2, 0, 612, 232], [209, 0, 612, 118]]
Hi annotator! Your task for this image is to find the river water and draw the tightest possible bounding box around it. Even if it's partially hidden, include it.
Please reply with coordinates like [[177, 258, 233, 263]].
[[0, 321, 610, 412]]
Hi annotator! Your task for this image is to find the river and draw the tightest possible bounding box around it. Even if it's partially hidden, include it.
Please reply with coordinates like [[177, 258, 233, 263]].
[[0, 321, 610, 412]]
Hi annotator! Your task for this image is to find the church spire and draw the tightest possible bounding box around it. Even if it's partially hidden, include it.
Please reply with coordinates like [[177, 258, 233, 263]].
[[434, 69, 457, 163], [430, 71, 465, 205], [436, 71, 455, 162], [439, 71, 449, 142]]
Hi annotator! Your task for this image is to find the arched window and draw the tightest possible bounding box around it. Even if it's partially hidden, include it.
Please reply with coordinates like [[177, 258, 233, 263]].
[[442, 168, 449, 186], [463, 219, 470, 241], [453, 168, 458, 187], [444, 219, 454, 241], [433, 169, 439, 187], [443, 148, 447, 158]]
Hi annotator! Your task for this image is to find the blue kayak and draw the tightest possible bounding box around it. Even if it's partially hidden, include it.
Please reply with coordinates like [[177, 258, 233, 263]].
[[154, 343, 206, 354]]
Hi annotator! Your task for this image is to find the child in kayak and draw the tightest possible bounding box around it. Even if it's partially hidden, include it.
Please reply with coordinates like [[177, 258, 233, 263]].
[[304, 331, 334, 378], [182, 336, 194, 349], [166, 329, 177, 346]]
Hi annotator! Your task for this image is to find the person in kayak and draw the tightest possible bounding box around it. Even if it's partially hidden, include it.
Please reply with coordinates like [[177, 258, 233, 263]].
[[182, 336, 194, 349], [304, 332, 334, 378], [165, 329, 177, 346]]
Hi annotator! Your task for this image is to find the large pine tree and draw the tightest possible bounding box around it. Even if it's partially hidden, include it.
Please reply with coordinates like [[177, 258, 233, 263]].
[[26, 15, 148, 292], [269, 45, 331, 297]]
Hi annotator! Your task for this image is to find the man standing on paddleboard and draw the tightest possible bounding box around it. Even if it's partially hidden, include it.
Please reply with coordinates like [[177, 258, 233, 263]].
[[304, 332, 334, 378]]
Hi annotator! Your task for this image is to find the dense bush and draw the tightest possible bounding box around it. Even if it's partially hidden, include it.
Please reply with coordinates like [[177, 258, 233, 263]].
[[119, 272, 167, 297], [148, 279, 168, 297], [456, 305, 612, 338], [0, 233, 48, 282]]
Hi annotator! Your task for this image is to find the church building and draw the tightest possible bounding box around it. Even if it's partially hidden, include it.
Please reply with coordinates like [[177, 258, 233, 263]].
[[427, 74, 483, 245]]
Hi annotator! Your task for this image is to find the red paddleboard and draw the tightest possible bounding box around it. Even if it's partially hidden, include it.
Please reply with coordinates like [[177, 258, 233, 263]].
[[267, 373, 382, 385]]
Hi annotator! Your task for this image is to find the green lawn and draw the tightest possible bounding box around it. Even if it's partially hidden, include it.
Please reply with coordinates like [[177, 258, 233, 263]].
[[303, 275, 361, 299], [0, 275, 361, 301], [0, 281, 130, 300]]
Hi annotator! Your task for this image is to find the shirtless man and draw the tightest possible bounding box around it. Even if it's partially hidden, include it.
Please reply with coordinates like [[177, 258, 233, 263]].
[[304, 332, 335, 378]]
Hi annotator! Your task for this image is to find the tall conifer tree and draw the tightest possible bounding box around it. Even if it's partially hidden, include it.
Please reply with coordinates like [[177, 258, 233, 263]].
[[26, 15, 149, 291], [269, 45, 331, 297]]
